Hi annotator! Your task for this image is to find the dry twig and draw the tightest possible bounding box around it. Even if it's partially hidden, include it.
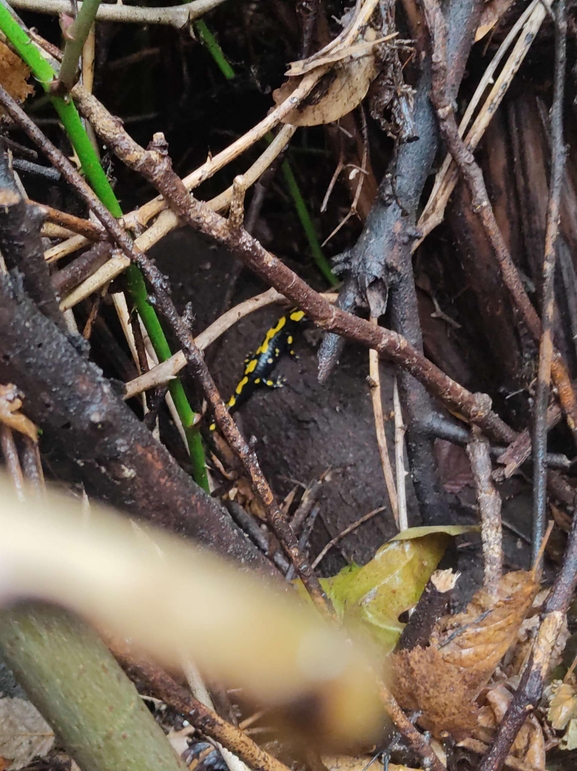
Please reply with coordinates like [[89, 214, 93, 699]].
[[0, 83, 332, 616]]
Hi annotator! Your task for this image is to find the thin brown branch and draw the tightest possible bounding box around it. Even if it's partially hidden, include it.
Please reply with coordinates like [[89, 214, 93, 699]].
[[0, 83, 332, 617], [115, 652, 292, 771], [368, 319, 398, 524], [35, 202, 106, 240], [311, 507, 385, 570], [378, 680, 446, 771], [68, 83, 517, 449]]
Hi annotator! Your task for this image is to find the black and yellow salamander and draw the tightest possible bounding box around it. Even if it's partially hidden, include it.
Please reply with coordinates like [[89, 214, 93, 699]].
[[210, 308, 305, 429]]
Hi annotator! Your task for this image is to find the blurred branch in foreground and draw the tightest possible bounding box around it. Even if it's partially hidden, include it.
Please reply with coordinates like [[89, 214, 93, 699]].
[[0, 475, 384, 750]]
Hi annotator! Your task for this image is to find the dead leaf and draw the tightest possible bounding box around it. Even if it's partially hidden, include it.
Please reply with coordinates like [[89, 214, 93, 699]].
[[0, 698, 54, 770], [0, 385, 37, 442], [475, 0, 517, 41], [392, 645, 480, 738], [548, 681, 577, 730], [273, 27, 380, 127], [546, 680, 577, 751], [0, 42, 33, 118], [392, 571, 539, 738], [482, 685, 545, 769], [431, 570, 539, 680], [560, 720, 577, 751]]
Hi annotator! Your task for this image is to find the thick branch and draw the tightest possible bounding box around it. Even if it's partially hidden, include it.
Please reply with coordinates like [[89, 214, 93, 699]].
[[0, 83, 330, 614], [0, 274, 274, 574], [0, 605, 187, 771]]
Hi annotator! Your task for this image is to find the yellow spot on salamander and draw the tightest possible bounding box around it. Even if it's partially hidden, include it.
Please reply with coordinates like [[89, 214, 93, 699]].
[[236, 376, 249, 395], [254, 378, 261, 384], [267, 357, 274, 364], [256, 316, 286, 354], [245, 359, 258, 374], [289, 310, 305, 322], [287, 335, 293, 345]]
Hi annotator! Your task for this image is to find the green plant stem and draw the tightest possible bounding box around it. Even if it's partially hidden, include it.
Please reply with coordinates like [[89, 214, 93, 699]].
[[280, 159, 337, 286], [0, 5, 208, 489], [58, 0, 102, 92], [195, 19, 235, 80], [126, 268, 209, 490], [195, 18, 336, 285], [0, 604, 187, 771]]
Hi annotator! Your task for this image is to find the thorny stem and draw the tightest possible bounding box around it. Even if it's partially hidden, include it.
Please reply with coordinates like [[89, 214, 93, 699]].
[[0, 84, 332, 616], [0, 10, 208, 489], [57, 0, 102, 92], [532, 0, 567, 567]]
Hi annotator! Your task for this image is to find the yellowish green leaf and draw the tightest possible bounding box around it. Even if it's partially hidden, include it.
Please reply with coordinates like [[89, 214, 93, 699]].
[[299, 528, 473, 652]]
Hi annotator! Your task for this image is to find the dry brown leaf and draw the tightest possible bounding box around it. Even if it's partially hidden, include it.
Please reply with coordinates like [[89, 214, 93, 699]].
[[0, 385, 37, 442], [431, 571, 539, 680], [0, 43, 33, 116], [392, 571, 539, 739], [273, 28, 379, 127], [546, 680, 577, 751], [0, 698, 54, 770], [391, 646, 480, 738], [475, 0, 517, 41], [482, 685, 545, 770]]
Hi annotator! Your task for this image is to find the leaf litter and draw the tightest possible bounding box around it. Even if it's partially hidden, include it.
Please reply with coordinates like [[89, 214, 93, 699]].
[[0, 698, 54, 771]]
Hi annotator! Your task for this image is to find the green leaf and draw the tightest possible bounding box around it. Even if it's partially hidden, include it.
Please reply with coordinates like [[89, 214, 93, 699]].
[[299, 527, 476, 653]]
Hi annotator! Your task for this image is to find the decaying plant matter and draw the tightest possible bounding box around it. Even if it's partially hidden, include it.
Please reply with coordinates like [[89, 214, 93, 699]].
[[0, 1, 576, 771]]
